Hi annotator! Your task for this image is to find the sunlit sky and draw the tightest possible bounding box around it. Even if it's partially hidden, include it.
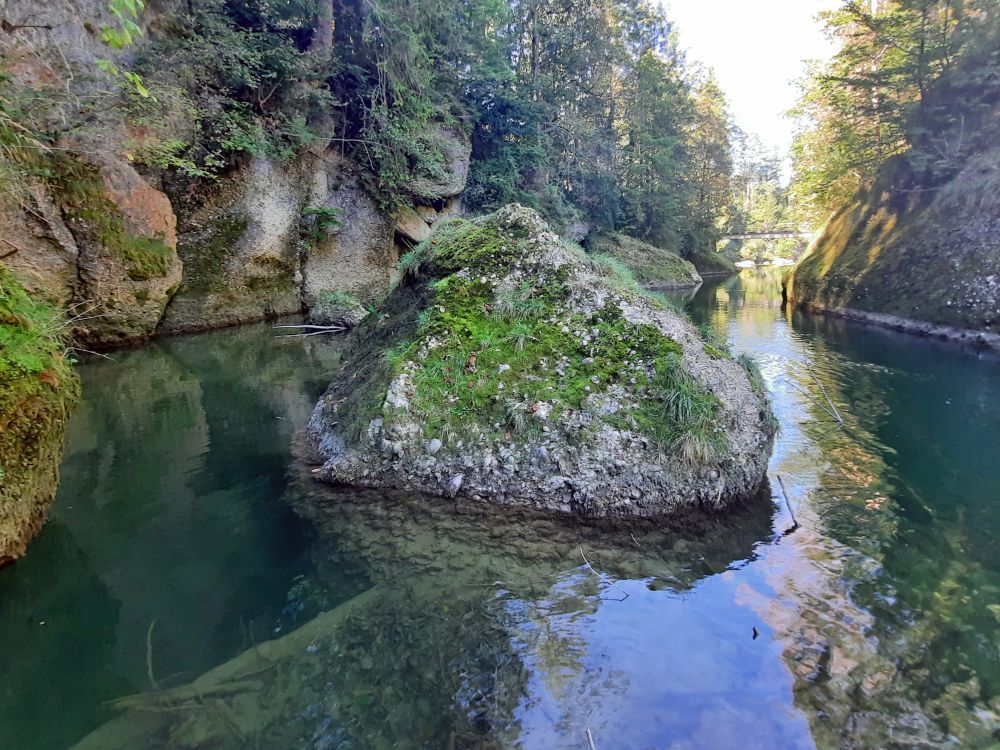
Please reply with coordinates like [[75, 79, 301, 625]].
[[664, 0, 841, 159]]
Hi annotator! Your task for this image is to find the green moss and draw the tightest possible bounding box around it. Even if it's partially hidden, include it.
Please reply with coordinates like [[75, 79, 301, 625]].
[[43, 155, 173, 281], [588, 232, 699, 287], [360, 212, 723, 456], [177, 216, 248, 292], [698, 324, 732, 360], [416, 217, 528, 275], [0, 265, 79, 549]]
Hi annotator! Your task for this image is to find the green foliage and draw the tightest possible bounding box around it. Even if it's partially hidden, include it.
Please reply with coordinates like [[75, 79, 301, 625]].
[[126, 0, 327, 177], [0, 264, 76, 411], [0, 267, 69, 384], [96, 0, 153, 100], [102, 0, 145, 49], [790, 0, 1000, 224], [301, 206, 343, 243]]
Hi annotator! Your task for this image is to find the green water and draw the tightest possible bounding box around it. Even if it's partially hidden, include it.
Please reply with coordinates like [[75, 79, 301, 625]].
[[1, 270, 998, 748]]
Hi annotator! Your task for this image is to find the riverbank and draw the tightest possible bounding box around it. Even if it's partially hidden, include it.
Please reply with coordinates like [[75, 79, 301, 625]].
[[785, 296, 1000, 354], [0, 266, 79, 564]]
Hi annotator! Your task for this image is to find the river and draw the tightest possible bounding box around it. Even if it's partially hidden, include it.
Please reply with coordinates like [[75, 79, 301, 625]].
[[0, 268, 997, 749]]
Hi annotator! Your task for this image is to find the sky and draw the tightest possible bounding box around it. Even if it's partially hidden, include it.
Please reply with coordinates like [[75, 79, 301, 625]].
[[665, 0, 841, 160]]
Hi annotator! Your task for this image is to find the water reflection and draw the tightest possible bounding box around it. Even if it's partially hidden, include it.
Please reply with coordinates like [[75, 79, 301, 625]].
[[0, 324, 348, 750], [677, 270, 1000, 748], [5, 271, 1000, 749]]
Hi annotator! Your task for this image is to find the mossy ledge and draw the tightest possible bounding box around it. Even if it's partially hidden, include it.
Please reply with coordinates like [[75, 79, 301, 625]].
[[0, 265, 79, 564], [587, 231, 702, 289], [307, 205, 775, 518]]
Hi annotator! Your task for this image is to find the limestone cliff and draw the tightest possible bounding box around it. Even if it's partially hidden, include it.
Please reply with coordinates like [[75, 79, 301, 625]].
[[0, 0, 472, 347], [785, 148, 1000, 349]]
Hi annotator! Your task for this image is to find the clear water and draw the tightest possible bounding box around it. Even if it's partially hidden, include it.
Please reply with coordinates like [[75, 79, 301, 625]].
[[1, 270, 998, 749]]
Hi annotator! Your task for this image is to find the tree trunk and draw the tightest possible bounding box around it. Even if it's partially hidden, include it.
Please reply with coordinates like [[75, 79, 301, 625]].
[[311, 0, 333, 53]]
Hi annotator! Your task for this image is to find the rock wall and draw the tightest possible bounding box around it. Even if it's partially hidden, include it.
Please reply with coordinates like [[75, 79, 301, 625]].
[[1, 1, 471, 348], [785, 147, 1000, 348]]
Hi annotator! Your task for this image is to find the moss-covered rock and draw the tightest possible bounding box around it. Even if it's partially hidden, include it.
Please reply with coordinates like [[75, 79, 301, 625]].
[[785, 148, 1000, 348], [687, 245, 738, 276], [587, 231, 702, 288], [0, 264, 79, 564], [307, 205, 774, 518], [47, 150, 183, 348]]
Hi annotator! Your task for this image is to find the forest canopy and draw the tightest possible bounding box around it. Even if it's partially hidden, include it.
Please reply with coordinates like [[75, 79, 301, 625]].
[[790, 0, 1000, 225]]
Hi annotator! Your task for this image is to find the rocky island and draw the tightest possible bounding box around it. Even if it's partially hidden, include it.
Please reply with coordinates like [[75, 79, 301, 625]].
[[308, 205, 776, 516]]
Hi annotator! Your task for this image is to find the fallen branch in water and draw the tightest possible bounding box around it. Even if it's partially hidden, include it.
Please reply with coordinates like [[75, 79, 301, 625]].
[[805, 364, 843, 426], [147, 619, 161, 692], [273, 324, 349, 330], [273, 323, 349, 338], [775, 474, 799, 532], [580, 547, 629, 601]]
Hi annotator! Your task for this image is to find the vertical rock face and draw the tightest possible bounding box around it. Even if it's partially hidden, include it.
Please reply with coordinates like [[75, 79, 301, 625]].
[[301, 167, 397, 312], [159, 157, 305, 334], [0, 152, 183, 349], [160, 153, 403, 334], [0, 186, 81, 309], [786, 145, 1000, 343], [63, 149, 183, 348]]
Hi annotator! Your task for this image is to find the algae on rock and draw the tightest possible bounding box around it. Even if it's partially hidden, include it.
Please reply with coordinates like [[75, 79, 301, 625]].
[[0, 265, 79, 564], [308, 205, 775, 517]]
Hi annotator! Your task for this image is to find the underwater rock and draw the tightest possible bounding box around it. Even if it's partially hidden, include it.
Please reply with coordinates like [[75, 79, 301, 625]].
[[307, 204, 776, 517]]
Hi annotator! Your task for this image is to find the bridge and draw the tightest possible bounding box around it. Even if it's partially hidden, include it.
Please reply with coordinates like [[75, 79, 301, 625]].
[[721, 230, 814, 241]]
